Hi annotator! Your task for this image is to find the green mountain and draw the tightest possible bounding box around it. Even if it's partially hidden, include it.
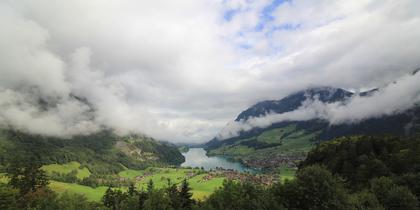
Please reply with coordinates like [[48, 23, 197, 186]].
[[205, 87, 420, 169], [0, 129, 185, 175]]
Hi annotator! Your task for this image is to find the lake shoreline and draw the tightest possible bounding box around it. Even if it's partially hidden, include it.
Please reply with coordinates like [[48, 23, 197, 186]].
[[181, 148, 257, 173]]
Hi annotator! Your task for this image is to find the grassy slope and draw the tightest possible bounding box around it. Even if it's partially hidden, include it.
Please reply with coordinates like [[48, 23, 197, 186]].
[[42, 161, 91, 179], [45, 167, 225, 202], [188, 174, 224, 200], [118, 169, 144, 179], [0, 173, 9, 183], [2, 167, 105, 202], [49, 181, 110, 201], [0, 130, 188, 202], [3, 165, 224, 202], [208, 125, 320, 163], [278, 167, 296, 183], [0, 130, 185, 176]]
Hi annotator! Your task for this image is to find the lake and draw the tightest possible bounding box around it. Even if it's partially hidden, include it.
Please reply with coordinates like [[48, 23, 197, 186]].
[[181, 148, 256, 173]]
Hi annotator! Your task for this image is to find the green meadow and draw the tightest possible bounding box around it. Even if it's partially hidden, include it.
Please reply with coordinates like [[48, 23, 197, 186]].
[[188, 174, 225, 200], [2, 164, 228, 201], [208, 125, 319, 162], [42, 161, 91, 179], [4, 162, 293, 202], [0, 173, 9, 184], [35, 165, 226, 201], [278, 167, 296, 183], [120, 167, 225, 200], [49, 181, 110, 201]]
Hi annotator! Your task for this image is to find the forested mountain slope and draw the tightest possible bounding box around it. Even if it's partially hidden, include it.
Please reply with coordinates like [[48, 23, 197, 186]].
[[0, 129, 185, 175], [205, 87, 420, 169]]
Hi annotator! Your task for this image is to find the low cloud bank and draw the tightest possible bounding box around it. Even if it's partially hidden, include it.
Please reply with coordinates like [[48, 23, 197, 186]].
[[0, 1, 225, 141], [217, 72, 420, 140], [2, 1, 420, 143], [0, 46, 160, 138]]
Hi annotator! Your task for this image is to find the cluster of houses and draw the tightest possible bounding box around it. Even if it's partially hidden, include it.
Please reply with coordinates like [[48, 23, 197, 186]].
[[132, 169, 199, 182], [134, 171, 153, 181], [114, 166, 288, 187], [242, 153, 305, 169], [201, 169, 280, 186]]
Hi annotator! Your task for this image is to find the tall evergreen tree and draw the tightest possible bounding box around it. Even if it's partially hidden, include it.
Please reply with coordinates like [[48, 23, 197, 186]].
[[102, 186, 115, 209], [179, 179, 194, 209], [128, 183, 137, 196], [5, 156, 49, 195], [147, 179, 154, 194], [138, 190, 149, 209], [167, 179, 181, 209]]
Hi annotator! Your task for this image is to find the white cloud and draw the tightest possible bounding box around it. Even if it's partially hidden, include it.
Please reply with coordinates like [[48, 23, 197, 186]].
[[218, 71, 420, 139], [0, 0, 420, 143]]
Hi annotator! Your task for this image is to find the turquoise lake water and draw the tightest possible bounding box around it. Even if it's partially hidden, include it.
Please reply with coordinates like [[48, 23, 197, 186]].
[[181, 148, 256, 173]]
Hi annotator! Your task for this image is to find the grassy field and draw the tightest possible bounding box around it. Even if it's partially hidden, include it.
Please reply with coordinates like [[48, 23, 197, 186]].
[[278, 167, 296, 183], [2, 172, 111, 202], [45, 167, 224, 201], [257, 125, 297, 144], [3, 164, 293, 202], [278, 129, 320, 152], [42, 161, 91, 179], [208, 145, 255, 156], [254, 125, 319, 153], [119, 167, 224, 200], [208, 125, 319, 161], [118, 169, 144, 179], [49, 181, 111, 201], [32, 164, 225, 202], [188, 174, 224, 200], [0, 173, 9, 184], [4, 165, 214, 201]]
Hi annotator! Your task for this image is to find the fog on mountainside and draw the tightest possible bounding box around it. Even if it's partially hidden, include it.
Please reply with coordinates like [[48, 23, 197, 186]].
[[217, 71, 420, 140]]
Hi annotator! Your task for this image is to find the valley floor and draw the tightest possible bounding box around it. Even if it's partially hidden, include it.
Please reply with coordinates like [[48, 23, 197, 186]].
[[118, 167, 226, 200], [2, 162, 293, 202]]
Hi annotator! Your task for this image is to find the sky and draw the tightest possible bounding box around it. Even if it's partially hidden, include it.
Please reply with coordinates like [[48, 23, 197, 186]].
[[1, 0, 420, 143]]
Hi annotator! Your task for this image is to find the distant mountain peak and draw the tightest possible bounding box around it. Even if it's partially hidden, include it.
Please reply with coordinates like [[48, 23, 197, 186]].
[[300, 86, 351, 101], [302, 86, 342, 93], [235, 86, 352, 122]]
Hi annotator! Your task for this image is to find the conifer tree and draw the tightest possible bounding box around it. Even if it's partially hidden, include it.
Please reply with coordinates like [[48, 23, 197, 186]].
[[179, 179, 194, 209], [147, 179, 154, 194], [128, 183, 137, 196], [6, 157, 49, 195], [102, 186, 115, 209]]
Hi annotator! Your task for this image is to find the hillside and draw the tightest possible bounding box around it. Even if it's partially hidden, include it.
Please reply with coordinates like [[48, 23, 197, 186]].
[[205, 87, 420, 169], [0, 129, 185, 175]]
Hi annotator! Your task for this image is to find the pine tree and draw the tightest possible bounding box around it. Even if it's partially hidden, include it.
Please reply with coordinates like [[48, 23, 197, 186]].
[[128, 183, 137, 196], [179, 179, 194, 209], [138, 190, 148, 209], [6, 157, 49, 195], [147, 179, 154, 194], [102, 186, 115, 209], [166, 179, 181, 209]]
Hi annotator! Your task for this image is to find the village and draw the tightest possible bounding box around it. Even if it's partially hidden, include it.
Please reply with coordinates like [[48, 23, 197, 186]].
[[200, 168, 280, 186], [115, 167, 282, 187], [242, 153, 305, 169]]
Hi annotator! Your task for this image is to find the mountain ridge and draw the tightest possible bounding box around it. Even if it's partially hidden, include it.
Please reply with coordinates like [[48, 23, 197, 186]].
[[235, 87, 353, 122], [205, 85, 420, 169]]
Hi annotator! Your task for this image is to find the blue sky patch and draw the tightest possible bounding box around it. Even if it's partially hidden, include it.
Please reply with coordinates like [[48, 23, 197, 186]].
[[255, 0, 290, 31], [223, 9, 238, 21]]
